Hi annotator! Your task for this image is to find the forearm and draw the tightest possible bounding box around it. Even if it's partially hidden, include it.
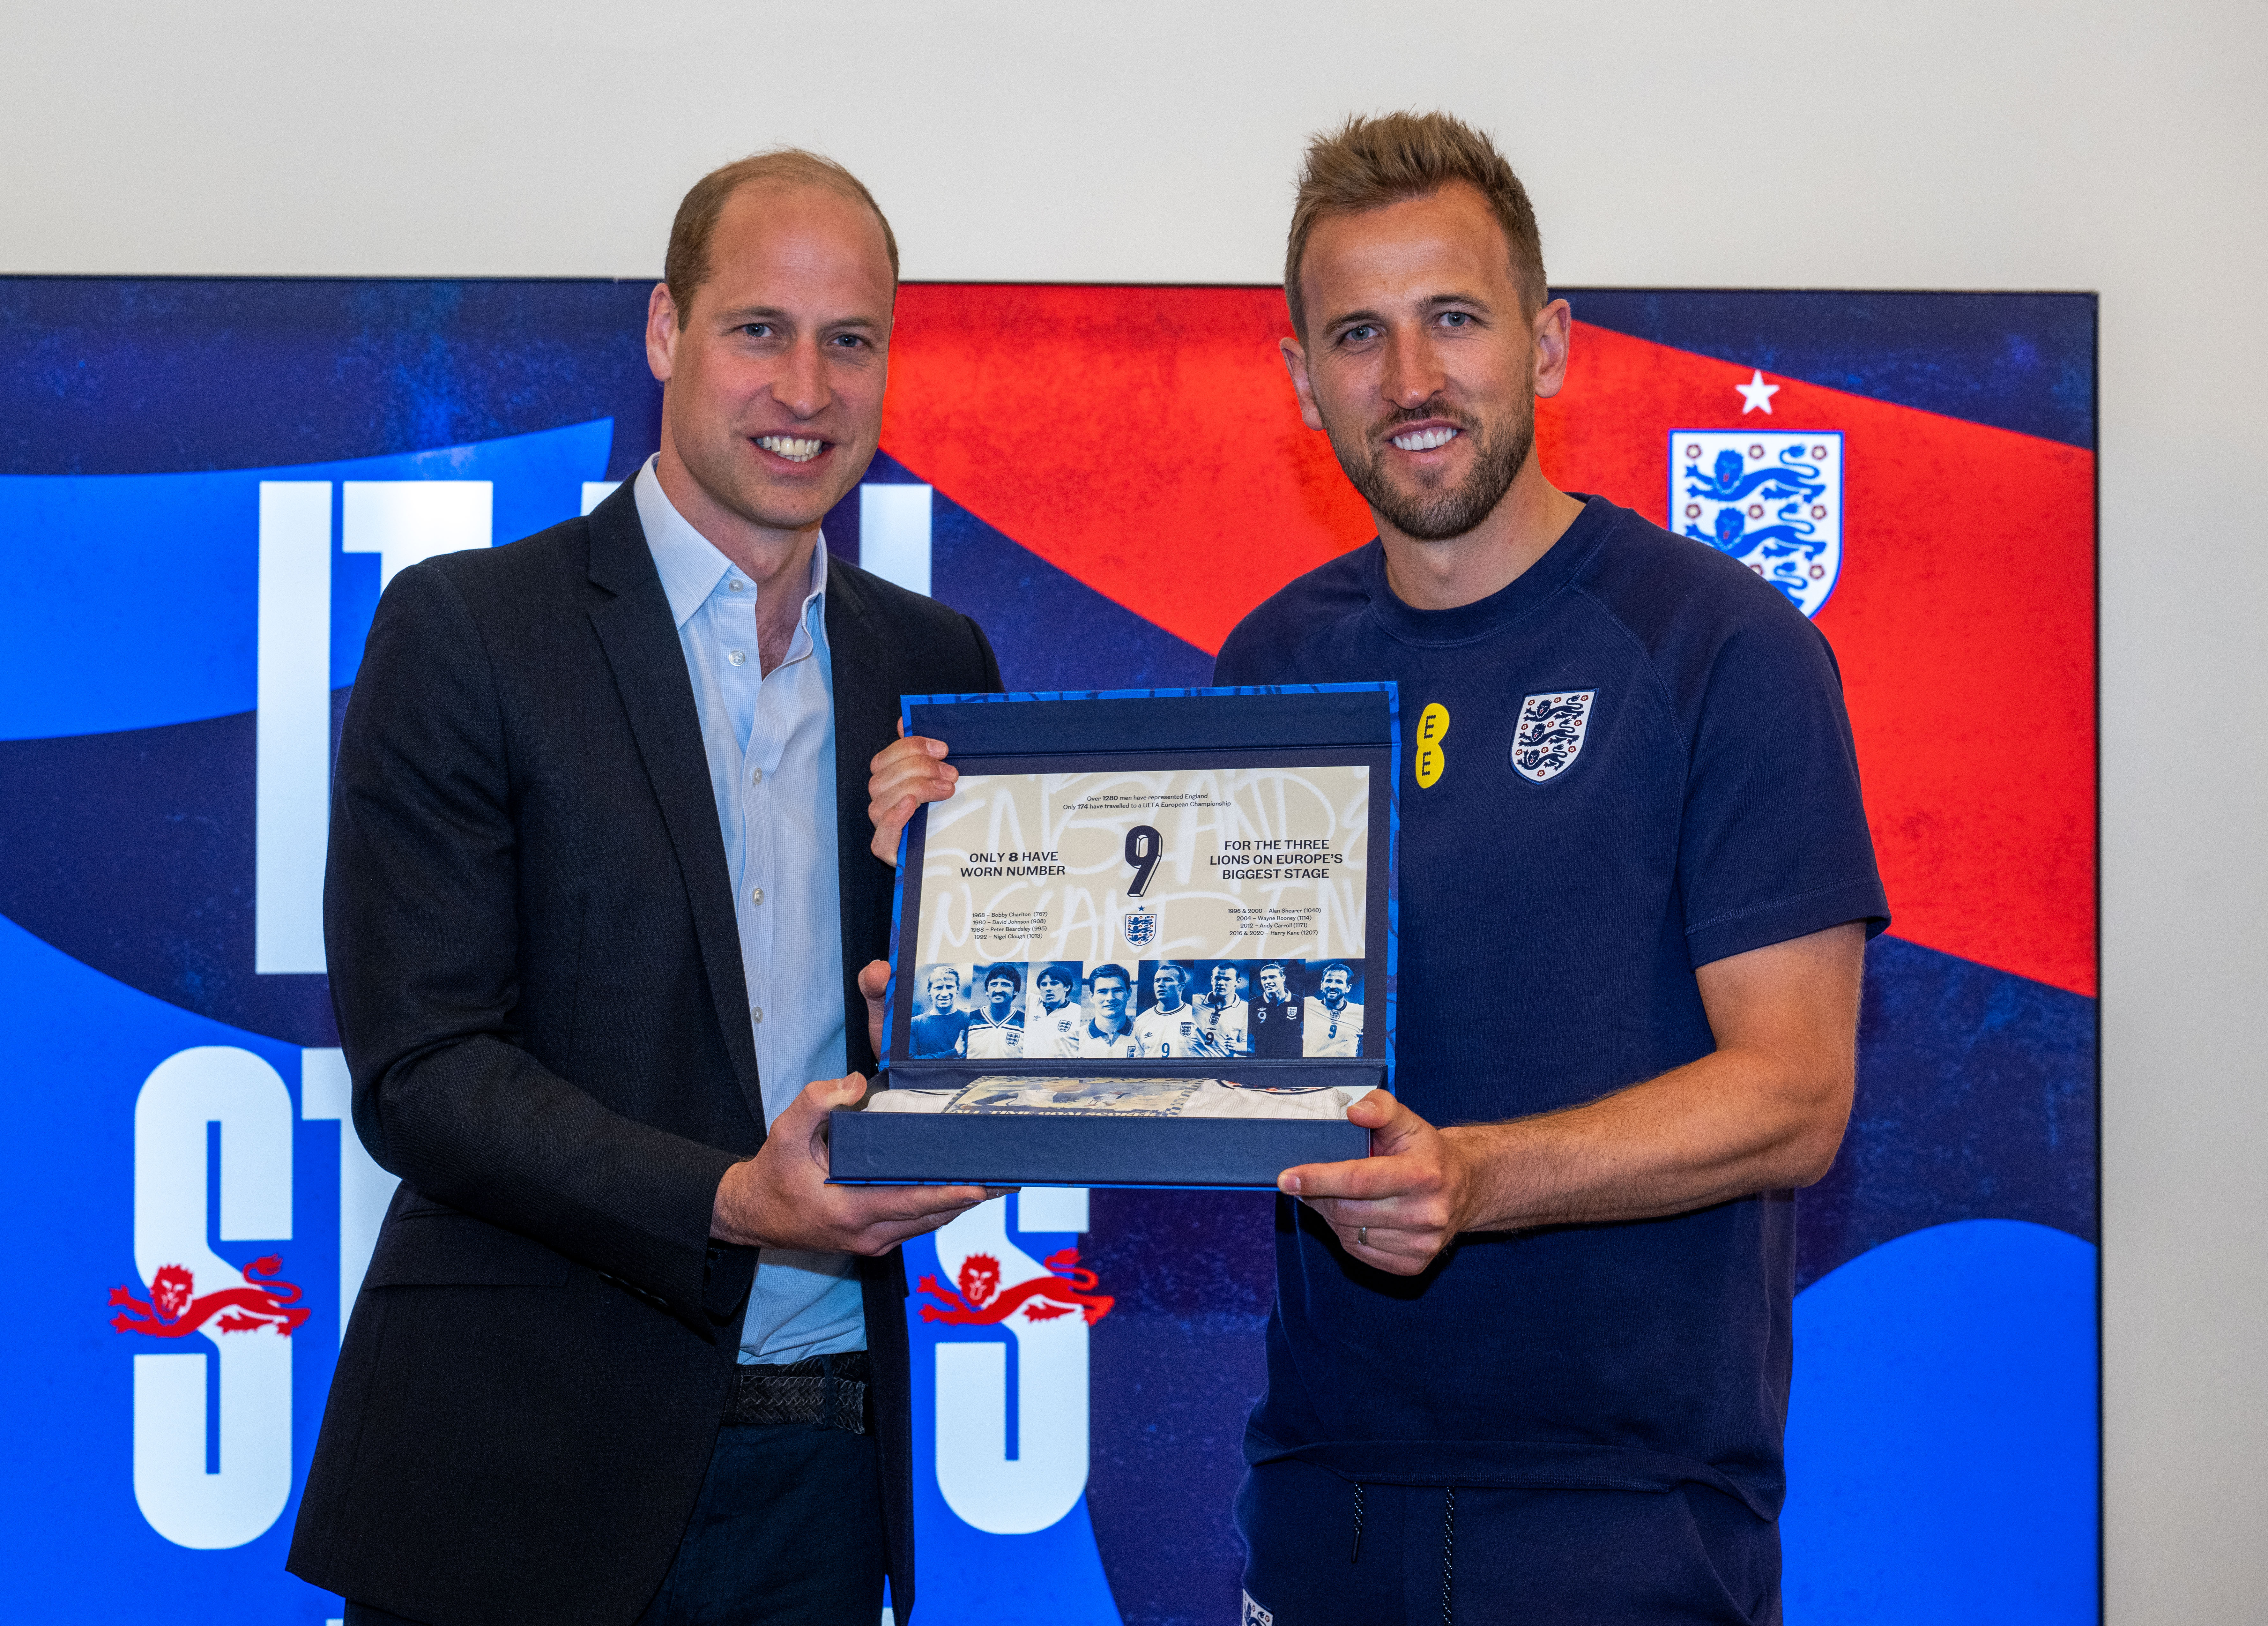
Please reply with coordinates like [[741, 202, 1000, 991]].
[[1448, 1040, 1852, 1232], [359, 1035, 741, 1305], [708, 1074, 998, 1256], [1283, 925, 1866, 1276]]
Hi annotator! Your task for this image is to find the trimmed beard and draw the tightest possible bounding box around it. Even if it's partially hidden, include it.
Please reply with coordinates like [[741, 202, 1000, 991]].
[[1322, 381, 1536, 544]]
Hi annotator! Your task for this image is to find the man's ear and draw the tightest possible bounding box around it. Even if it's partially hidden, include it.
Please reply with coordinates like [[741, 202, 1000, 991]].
[[1531, 297, 1574, 401], [1280, 336, 1327, 433], [646, 281, 681, 384]]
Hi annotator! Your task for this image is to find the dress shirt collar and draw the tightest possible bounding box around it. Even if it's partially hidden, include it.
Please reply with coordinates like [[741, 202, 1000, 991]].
[[634, 455, 829, 630]]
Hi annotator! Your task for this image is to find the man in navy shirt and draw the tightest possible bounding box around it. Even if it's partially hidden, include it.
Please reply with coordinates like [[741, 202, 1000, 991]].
[[1246, 961, 1307, 1058], [867, 110, 1884, 1626], [1209, 110, 1886, 1624]]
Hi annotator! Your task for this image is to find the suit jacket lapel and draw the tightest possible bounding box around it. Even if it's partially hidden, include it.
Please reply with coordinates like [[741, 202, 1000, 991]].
[[827, 561, 899, 1076], [583, 484, 767, 1129]]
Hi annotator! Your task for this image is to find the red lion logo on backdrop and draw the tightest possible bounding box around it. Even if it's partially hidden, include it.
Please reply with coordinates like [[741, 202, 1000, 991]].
[[916, 1249, 1114, 1326], [108, 1256, 310, 1338]]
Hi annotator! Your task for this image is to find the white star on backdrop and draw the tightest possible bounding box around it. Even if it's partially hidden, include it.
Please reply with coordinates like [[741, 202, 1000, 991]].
[[1736, 369, 1780, 414]]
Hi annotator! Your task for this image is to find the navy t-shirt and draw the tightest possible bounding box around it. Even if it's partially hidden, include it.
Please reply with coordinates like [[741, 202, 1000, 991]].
[[1213, 496, 1887, 1518]]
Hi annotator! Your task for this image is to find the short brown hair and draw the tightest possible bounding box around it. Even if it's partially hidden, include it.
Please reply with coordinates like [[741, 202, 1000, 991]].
[[1284, 111, 1546, 336], [663, 148, 900, 327]]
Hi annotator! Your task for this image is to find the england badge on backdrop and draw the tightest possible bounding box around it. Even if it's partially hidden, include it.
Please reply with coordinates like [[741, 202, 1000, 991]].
[[1671, 431, 1843, 617], [1121, 905, 1159, 950]]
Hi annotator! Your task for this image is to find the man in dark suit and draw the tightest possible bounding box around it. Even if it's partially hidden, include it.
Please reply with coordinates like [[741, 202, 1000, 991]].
[[289, 150, 1000, 1626]]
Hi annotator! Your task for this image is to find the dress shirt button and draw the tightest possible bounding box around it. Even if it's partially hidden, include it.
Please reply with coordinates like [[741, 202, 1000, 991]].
[[749, 767, 762, 784], [728, 649, 747, 667], [728, 579, 745, 592], [748, 887, 764, 905], [750, 1006, 764, 1024]]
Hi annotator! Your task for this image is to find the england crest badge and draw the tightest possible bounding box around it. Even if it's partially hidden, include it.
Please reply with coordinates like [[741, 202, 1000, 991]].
[[1121, 904, 1159, 950], [1512, 690, 1596, 784], [1670, 430, 1843, 618]]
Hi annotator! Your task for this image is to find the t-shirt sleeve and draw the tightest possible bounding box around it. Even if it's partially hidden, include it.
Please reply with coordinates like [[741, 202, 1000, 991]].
[[1213, 620, 1283, 686], [1677, 616, 1889, 967]]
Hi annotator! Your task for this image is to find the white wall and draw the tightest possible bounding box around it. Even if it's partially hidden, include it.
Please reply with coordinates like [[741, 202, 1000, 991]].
[[8, 2, 2263, 1616]]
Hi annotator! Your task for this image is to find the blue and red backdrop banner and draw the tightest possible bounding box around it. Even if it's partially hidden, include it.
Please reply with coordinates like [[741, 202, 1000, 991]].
[[0, 279, 2095, 1624]]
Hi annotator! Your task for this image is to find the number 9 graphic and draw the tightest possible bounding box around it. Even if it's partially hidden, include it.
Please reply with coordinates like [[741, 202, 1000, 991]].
[[1124, 824, 1163, 897]]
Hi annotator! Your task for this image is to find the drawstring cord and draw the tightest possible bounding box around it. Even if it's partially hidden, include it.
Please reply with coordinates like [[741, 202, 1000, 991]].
[[1347, 1479, 1455, 1622], [1440, 1486, 1456, 1624]]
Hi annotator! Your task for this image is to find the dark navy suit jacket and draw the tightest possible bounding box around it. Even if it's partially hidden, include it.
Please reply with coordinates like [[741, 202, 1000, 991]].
[[288, 481, 1000, 1625]]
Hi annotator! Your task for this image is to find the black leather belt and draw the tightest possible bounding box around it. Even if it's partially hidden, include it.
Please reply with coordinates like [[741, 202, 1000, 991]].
[[722, 1350, 870, 1434]]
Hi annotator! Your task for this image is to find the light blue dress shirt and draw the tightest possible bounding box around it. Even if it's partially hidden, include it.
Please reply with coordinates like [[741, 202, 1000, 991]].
[[635, 458, 865, 1364]]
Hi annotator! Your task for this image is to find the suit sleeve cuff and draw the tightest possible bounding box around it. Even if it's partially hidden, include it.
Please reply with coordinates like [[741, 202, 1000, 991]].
[[703, 1241, 759, 1325]]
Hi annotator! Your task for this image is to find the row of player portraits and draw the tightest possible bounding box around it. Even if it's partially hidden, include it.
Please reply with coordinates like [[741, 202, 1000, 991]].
[[905, 958, 1368, 1061]]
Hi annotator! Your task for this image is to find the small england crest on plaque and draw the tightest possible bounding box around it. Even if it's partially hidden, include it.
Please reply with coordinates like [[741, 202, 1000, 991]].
[[1670, 430, 1843, 618], [1512, 690, 1596, 784], [1121, 905, 1159, 950]]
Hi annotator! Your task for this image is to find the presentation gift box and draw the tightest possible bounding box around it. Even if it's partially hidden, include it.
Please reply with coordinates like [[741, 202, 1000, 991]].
[[829, 683, 1398, 1189]]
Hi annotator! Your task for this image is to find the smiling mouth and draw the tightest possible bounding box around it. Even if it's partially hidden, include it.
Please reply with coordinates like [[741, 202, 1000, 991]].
[[1391, 426, 1460, 452], [755, 434, 826, 463]]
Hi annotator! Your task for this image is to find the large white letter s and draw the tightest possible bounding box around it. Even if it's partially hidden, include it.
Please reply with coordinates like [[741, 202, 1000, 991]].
[[932, 1192, 1092, 1535], [131, 1046, 295, 1549]]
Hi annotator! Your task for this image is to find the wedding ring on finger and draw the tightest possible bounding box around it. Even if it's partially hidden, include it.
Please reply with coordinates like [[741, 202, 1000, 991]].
[[1356, 1226, 1368, 1249]]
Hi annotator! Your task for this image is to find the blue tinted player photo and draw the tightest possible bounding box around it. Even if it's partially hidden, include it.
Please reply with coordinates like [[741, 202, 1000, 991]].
[[1133, 960, 1219, 1058], [1078, 962, 1141, 1058], [1190, 960, 1252, 1057], [908, 963, 972, 1057], [963, 963, 1026, 1059], [1304, 960, 1365, 1056], [1022, 961, 1086, 1059], [1246, 960, 1308, 1058]]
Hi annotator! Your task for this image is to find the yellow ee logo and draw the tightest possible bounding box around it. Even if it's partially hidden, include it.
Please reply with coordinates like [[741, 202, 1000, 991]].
[[1414, 702, 1449, 787]]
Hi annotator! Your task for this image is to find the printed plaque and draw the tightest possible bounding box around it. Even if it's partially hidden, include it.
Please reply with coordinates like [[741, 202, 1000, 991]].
[[830, 684, 1398, 1187]]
